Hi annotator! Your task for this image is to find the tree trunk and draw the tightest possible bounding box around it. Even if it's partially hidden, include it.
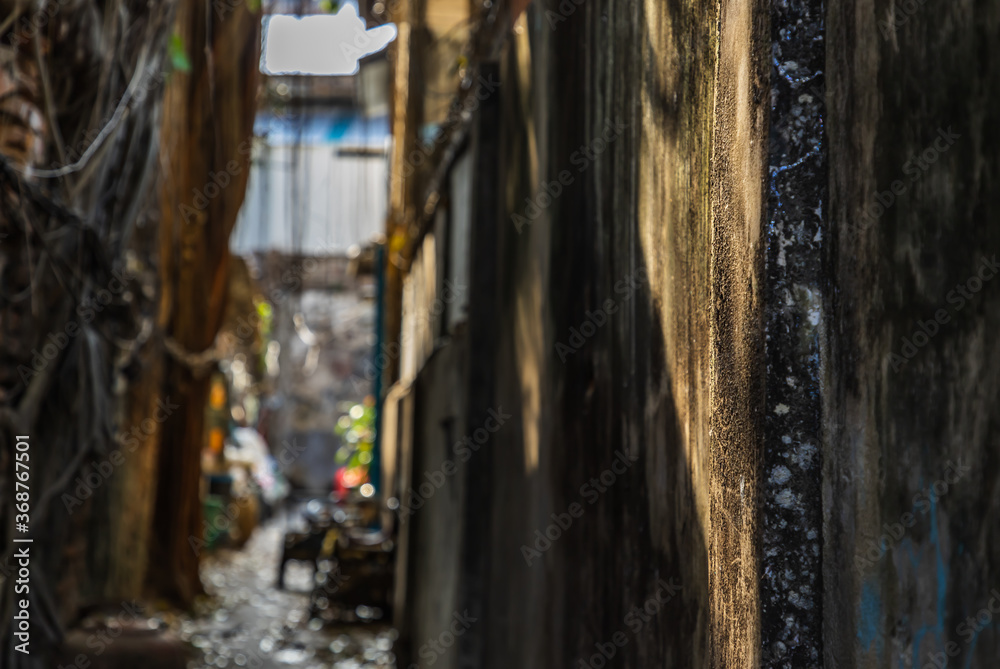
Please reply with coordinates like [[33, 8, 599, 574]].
[[149, 0, 260, 606]]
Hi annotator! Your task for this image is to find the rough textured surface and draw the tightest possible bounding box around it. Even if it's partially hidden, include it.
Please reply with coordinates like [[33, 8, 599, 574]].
[[709, 0, 768, 666], [392, 0, 1000, 666], [825, 0, 1000, 666], [397, 0, 770, 666], [152, 0, 261, 606], [761, 0, 827, 666]]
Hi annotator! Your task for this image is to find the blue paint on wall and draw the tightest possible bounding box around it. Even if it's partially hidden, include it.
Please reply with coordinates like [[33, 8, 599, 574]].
[[911, 495, 949, 666], [859, 578, 884, 656]]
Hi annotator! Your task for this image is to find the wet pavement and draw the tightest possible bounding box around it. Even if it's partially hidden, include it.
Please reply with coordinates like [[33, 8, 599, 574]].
[[163, 520, 397, 669]]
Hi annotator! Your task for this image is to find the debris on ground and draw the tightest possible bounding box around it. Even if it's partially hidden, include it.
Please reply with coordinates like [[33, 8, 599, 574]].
[[162, 522, 397, 669]]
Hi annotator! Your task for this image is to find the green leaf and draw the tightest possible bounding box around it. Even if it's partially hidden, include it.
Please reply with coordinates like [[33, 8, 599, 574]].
[[169, 34, 192, 74], [319, 0, 341, 13]]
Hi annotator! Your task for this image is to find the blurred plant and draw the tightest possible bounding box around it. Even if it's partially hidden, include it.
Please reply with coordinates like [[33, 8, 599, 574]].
[[333, 396, 376, 490], [168, 33, 192, 73], [254, 298, 273, 372], [255, 299, 273, 338]]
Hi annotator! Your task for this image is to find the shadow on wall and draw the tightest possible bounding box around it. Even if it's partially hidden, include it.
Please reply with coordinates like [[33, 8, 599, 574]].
[[477, 2, 713, 666]]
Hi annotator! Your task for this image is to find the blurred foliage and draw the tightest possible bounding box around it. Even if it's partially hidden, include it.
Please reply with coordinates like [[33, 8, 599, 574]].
[[254, 298, 273, 370], [168, 33, 191, 73], [333, 397, 376, 489], [255, 299, 273, 340]]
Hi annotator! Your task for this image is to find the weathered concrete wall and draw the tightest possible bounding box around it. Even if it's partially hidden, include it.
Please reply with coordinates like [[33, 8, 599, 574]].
[[824, 0, 1000, 665], [399, 0, 772, 665], [403, 340, 469, 669], [710, 0, 770, 664], [459, 0, 778, 665], [394, 0, 1000, 666]]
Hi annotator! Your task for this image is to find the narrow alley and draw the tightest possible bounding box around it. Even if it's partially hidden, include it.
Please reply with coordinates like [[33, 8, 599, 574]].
[[2, 0, 1000, 667]]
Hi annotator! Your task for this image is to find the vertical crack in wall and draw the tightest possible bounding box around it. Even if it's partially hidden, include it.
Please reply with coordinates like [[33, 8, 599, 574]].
[[761, 0, 827, 666]]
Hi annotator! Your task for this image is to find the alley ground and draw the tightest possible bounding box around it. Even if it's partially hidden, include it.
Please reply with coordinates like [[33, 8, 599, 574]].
[[165, 520, 397, 669]]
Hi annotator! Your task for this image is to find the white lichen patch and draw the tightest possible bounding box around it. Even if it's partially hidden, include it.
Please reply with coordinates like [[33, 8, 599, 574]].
[[776, 489, 796, 508], [789, 591, 814, 610], [794, 284, 823, 329], [776, 225, 796, 268], [771, 465, 792, 485], [775, 403, 790, 415], [790, 441, 817, 469]]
